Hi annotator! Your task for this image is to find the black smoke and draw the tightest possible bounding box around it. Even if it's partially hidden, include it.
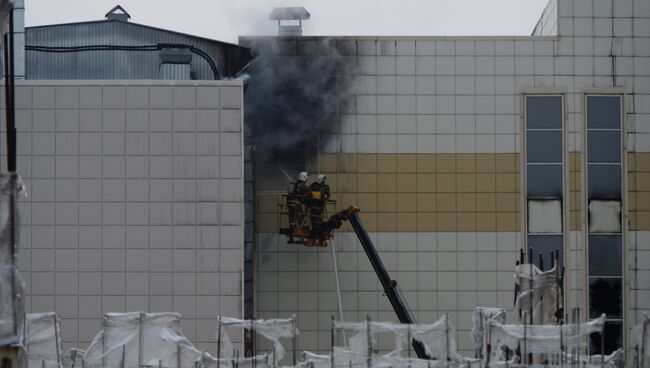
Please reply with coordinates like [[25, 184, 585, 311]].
[[243, 37, 353, 164]]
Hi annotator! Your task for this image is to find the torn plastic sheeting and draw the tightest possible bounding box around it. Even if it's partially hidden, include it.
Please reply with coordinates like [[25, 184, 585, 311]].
[[77, 312, 185, 368], [0, 173, 24, 264], [471, 307, 505, 350], [220, 316, 297, 365], [488, 314, 605, 354], [301, 350, 478, 368], [568, 348, 623, 368], [0, 265, 24, 346], [632, 312, 649, 365], [24, 313, 62, 368], [333, 315, 462, 362], [513, 264, 558, 324]]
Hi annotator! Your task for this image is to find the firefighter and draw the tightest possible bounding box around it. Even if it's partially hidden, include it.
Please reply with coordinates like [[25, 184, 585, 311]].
[[308, 174, 330, 240], [309, 174, 330, 201], [287, 171, 309, 229]]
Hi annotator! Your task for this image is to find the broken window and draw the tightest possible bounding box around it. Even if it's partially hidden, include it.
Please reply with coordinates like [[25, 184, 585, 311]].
[[588, 235, 622, 276], [588, 199, 621, 233], [524, 94, 564, 271], [585, 94, 623, 353], [528, 199, 562, 234]]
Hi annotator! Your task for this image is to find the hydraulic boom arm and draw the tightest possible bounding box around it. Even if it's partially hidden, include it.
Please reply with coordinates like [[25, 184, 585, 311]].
[[327, 207, 430, 359]]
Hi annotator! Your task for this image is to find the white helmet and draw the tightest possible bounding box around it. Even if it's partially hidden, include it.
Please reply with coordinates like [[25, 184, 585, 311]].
[[298, 171, 308, 181], [317, 174, 326, 184]]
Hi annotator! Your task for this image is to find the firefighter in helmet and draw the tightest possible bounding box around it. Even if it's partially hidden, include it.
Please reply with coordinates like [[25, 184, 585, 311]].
[[308, 174, 330, 239], [287, 171, 309, 229]]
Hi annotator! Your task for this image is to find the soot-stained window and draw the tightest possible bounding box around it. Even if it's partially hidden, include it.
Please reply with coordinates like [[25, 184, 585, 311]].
[[586, 94, 623, 354], [524, 95, 564, 271]]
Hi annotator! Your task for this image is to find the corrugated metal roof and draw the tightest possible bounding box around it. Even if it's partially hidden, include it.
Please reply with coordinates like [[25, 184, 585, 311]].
[[25, 20, 251, 80]]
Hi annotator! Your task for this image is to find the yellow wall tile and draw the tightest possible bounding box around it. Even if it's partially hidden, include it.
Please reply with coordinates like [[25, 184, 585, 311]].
[[377, 213, 397, 231], [417, 193, 436, 212], [339, 174, 357, 192], [257, 213, 280, 233], [476, 173, 496, 193], [495, 154, 518, 173], [358, 173, 377, 192], [377, 155, 397, 173], [417, 155, 436, 173], [417, 213, 436, 231], [636, 152, 650, 172], [568, 152, 581, 172], [456, 154, 476, 173], [358, 193, 378, 212], [436, 154, 456, 173], [496, 193, 517, 212], [638, 172, 650, 191], [457, 213, 476, 231], [416, 174, 436, 192], [339, 154, 358, 173], [495, 173, 517, 193], [628, 192, 636, 211], [377, 193, 397, 212], [457, 193, 477, 212], [457, 173, 477, 192], [436, 193, 457, 212], [436, 213, 456, 231], [476, 193, 496, 212], [635, 211, 650, 230], [496, 212, 518, 232], [570, 211, 580, 231], [357, 154, 377, 173], [628, 173, 637, 192], [397, 213, 418, 232], [436, 174, 457, 193], [338, 193, 358, 207], [397, 154, 417, 173], [627, 152, 636, 171], [476, 154, 496, 173], [397, 174, 417, 192], [397, 193, 417, 212], [377, 173, 397, 192], [637, 192, 650, 211], [319, 154, 338, 172], [476, 212, 496, 231]]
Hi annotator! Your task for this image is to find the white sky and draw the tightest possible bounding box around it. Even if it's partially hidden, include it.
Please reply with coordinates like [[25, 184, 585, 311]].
[[25, 0, 551, 44]]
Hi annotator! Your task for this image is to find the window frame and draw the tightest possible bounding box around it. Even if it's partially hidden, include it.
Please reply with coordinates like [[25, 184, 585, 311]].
[[522, 93, 567, 272], [583, 92, 626, 355]]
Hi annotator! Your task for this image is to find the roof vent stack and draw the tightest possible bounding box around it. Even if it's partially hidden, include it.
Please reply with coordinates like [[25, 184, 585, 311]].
[[105, 5, 131, 22], [269, 7, 310, 36]]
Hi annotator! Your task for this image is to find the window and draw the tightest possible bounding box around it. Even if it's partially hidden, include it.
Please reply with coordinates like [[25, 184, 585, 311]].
[[585, 94, 623, 355], [524, 95, 565, 270]]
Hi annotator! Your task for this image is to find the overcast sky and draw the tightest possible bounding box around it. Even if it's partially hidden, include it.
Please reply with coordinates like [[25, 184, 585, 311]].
[[25, 0, 550, 44]]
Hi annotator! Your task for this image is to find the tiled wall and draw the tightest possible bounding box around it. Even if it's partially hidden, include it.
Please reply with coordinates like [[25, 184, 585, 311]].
[[256, 231, 521, 356], [252, 0, 650, 358], [258, 153, 522, 234], [2, 81, 244, 352]]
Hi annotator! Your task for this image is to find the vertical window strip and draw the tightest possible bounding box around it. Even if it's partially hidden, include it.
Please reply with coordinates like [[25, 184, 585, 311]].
[[524, 95, 565, 270], [585, 94, 624, 354]]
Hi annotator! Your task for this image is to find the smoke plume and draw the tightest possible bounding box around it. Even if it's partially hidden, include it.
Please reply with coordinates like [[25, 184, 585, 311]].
[[243, 37, 352, 164]]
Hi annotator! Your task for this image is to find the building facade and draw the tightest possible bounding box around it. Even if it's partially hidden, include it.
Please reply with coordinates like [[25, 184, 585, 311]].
[[248, 0, 650, 358], [2, 0, 649, 363], [2, 80, 245, 352]]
